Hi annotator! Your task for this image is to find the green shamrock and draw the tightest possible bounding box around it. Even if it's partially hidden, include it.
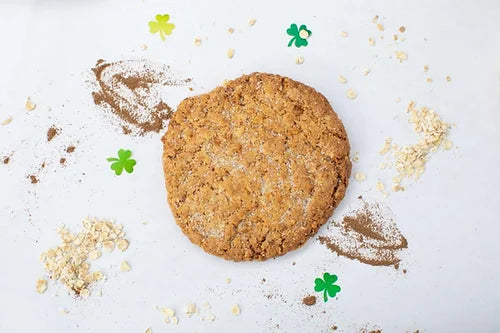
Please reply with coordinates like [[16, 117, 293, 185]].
[[149, 14, 176, 41], [287, 23, 312, 47], [107, 149, 136, 175], [314, 273, 341, 302]]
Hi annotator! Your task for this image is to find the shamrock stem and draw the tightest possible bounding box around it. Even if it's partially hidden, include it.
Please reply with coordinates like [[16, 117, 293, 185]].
[[288, 37, 296, 47], [323, 290, 328, 302], [159, 30, 166, 41]]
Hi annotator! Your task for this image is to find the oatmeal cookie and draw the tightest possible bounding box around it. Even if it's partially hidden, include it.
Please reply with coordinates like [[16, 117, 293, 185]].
[[162, 73, 351, 261]]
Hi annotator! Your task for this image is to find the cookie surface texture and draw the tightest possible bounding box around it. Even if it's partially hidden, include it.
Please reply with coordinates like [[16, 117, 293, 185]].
[[162, 73, 351, 261]]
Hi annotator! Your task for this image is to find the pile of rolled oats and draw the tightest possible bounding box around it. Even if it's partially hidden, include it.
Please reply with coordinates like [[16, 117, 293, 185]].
[[380, 101, 452, 191], [38, 217, 129, 296]]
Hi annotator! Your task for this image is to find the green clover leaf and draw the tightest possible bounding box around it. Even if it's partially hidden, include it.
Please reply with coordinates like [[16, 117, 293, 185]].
[[107, 149, 136, 176], [287, 23, 311, 48], [149, 14, 176, 41], [314, 273, 341, 302]]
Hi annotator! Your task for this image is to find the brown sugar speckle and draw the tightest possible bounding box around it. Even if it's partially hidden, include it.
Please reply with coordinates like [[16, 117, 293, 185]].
[[60, 158, 66, 165], [29, 175, 39, 184], [66, 146, 76, 153], [302, 295, 316, 306], [47, 126, 59, 142], [3, 156, 10, 164]]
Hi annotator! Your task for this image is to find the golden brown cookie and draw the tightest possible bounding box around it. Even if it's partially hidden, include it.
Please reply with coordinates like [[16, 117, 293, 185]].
[[162, 73, 351, 261]]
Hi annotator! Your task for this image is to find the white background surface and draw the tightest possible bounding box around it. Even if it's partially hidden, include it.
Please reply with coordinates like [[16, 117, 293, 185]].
[[0, 0, 499, 332]]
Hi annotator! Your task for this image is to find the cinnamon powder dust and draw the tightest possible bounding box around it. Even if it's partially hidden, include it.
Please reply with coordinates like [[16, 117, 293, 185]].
[[91, 59, 190, 136], [319, 198, 407, 266]]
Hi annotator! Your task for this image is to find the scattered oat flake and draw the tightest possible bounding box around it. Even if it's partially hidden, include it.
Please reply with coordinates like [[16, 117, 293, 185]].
[[376, 181, 385, 192], [227, 48, 234, 58], [346, 88, 358, 100], [444, 140, 453, 150], [248, 18, 256, 26], [171, 316, 178, 325], [338, 75, 347, 84], [184, 303, 197, 316], [162, 307, 175, 317], [1, 116, 12, 125], [36, 279, 48, 294], [194, 37, 202, 46], [395, 51, 407, 62], [231, 304, 241, 315], [295, 56, 304, 65], [25, 98, 36, 111], [379, 138, 392, 155], [368, 37, 376, 46], [79, 288, 90, 297], [376, 23, 384, 31], [120, 260, 131, 272], [354, 172, 366, 182], [423, 64, 429, 72], [340, 31, 348, 38], [89, 249, 102, 260], [426, 77, 433, 83], [393, 34, 398, 41], [399, 26, 406, 33], [117, 238, 129, 251], [225, 277, 232, 284], [227, 27, 234, 34]]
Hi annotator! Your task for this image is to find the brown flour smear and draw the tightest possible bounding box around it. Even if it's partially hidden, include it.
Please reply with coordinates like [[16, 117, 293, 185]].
[[319, 199, 407, 266], [91, 59, 190, 136], [47, 126, 59, 141], [302, 295, 316, 306]]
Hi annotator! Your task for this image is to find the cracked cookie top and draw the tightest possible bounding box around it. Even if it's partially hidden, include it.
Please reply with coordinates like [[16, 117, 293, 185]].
[[162, 72, 351, 261]]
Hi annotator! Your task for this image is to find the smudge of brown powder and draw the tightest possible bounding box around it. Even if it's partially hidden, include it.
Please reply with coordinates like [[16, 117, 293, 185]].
[[319, 198, 407, 267], [302, 295, 316, 306], [91, 59, 190, 136], [60, 158, 66, 165], [66, 146, 76, 153], [3, 156, 10, 164], [29, 175, 39, 184], [47, 126, 59, 142]]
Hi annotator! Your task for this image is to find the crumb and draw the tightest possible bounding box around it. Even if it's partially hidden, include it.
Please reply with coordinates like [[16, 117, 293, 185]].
[[194, 37, 202, 46], [79, 288, 90, 297], [354, 172, 366, 182], [379, 138, 392, 155], [225, 277, 231, 284], [346, 88, 358, 99], [337, 75, 347, 84], [395, 51, 407, 62], [443, 140, 453, 150], [25, 98, 36, 111], [231, 304, 241, 315], [372, 15, 379, 23], [423, 64, 429, 72], [295, 56, 304, 64], [352, 152, 360, 163], [36, 279, 48, 294], [362, 68, 371, 76], [299, 29, 310, 39], [145, 328, 152, 333], [120, 260, 131, 272], [162, 307, 175, 318], [1, 116, 12, 125], [446, 75, 451, 82], [248, 18, 256, 26], [227, 48, 234, 58], [66, 146, 76, 153], [302, 295, 316, 306], [403, 269, 407, 274], [141, 44, 148, 50], [426, 77, 433, 83], [395, 97, 401, 103], [368, 37, 376, 46], [340, 31, 348, 38], [376, 23, 384, 31], [394, 263, 400, 270], [393, 34, 398, 41], [331, 325, 338, 331], [227, 27, 234, 34], [171, 316, 178, 325], [399, 26, 406, 33], [60, 158, 66, 165], [3, 156, 10, 164]]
